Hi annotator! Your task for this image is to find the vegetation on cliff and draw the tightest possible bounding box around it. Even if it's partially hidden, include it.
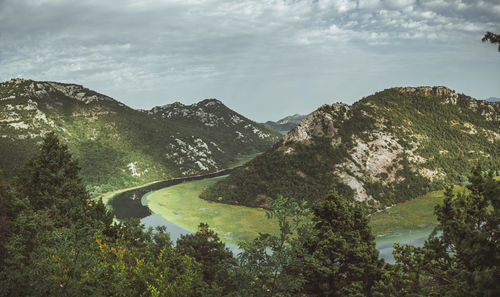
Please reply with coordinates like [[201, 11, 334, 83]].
[[202, 87, 499, 209], [0, 79, 280, 197]]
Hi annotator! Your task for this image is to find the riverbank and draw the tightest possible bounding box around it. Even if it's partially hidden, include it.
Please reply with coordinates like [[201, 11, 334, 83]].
[[370, 185, 467, 241], [103, 165, 475, 263], [98, 180, 161, 209], [143, 176, 279, 244], [98, 153, 259, 205]]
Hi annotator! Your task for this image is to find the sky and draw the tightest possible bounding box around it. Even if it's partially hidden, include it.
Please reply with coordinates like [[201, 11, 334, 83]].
[[0, 0, 499, 122]]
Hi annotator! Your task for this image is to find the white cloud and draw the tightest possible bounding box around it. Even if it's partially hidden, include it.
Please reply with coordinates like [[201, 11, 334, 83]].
[[318, 0, 357, 12], [0, 0, 499, 121]]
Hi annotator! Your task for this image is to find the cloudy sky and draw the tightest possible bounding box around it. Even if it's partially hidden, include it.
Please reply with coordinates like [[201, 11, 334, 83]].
[[1, 0, 499, 121]]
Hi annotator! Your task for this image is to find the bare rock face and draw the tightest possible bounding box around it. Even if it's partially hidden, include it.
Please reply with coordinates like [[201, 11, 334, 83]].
[[395, 86, 455, 97], [284, 103, 350, 145], [9, 79, 117, 105]]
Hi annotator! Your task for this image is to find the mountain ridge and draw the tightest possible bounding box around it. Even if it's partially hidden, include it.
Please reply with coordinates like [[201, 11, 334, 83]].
[[201, 86, 499, 209], [0, 78, 281, 196]]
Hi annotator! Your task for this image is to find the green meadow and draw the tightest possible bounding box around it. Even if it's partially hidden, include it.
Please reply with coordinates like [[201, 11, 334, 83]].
[[113, 170, 491, 247], [143, 176, 279, 244], [141, 177, 471, 247], [370, 185, 468, 245]]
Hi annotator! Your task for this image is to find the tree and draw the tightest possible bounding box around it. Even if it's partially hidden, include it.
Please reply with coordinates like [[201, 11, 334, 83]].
[[424, 168, 499, 296], [176, 222, 236, 294], [482, 32, 500, 51], [0, 173, 11, 267], [386, 167, 500, 296], [302, 190, 384, 297], [233, 195, 312, 296], [15, 132, 89, 222], [1, 133, 205, 297], [0, 133, 114, 296]]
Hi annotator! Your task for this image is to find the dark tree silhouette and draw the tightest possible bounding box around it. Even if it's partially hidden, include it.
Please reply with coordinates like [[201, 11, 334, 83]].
[[482, 32, 500, 51]]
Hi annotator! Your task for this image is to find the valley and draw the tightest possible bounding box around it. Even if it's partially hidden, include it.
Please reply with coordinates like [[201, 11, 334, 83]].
[[0, 79, 281, 198], [2, 1, 499, 294], [3, 81, 498, 295], [104, 169, 472, 262]]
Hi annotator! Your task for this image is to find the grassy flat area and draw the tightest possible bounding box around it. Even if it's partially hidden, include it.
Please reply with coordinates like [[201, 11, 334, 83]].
[[370, 185, 468, 244], [144, 176, 279, 244], [98, 153, 260, 207], [144, 178, 472, 247], [110, 169, 493, 248]]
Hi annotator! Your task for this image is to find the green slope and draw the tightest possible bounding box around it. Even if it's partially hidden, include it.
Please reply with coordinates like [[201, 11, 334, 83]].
[[201, 86, 499, 209], [0, 78, 281, 196]]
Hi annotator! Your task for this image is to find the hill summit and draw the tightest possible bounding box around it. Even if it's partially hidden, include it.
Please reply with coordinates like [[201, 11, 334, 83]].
[[0, 78, 281, 196], [201, 86, 499, 208]]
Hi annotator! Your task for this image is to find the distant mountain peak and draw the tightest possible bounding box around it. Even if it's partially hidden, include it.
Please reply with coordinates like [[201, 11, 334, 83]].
[[264, 113, 308, 133], [147, 98, 280, 143], [151, 98, 223, 113], [276, 113, 308, 125]]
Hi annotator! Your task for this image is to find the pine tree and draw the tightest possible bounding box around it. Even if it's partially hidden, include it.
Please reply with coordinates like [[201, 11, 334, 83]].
[[423, 167, 499, 296], [302, 190, 384, 297], [15, 132, 88, 222], [176, 222, 236, 294], [385, 167, 500, 296], [0, 133, 113, 296]]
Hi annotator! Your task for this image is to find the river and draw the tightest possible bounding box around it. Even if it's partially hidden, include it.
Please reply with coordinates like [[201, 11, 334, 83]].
[[108, 172, 432, 263], [109, 168, 237, 220]]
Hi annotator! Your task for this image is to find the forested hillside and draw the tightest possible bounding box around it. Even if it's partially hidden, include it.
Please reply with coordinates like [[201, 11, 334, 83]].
[[1, 133, 497, 296], [202, 86, 500, 208], [0, 78, 281, 196]]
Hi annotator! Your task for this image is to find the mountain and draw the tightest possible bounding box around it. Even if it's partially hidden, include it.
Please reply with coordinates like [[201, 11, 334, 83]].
[[144, 99, 279, 155], [486, 97, 500, 103], [264, 114, 307, 133], [0, 78, 281, 196], [201, 86, 500, 209]]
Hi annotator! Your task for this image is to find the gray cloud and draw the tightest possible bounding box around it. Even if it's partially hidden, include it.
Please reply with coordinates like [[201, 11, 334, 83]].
[[1, 0, 499, 121]]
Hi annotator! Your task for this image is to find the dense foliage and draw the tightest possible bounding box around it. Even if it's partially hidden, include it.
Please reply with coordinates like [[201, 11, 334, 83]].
[[0, 134, 205, 296], [376, 167, 500, 297], [201, 138, 353, 207], [301, 190, 384, 296], [1, 134, 498, 296], [202, 87, 499, 209], [176, 223, 237, 295]]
